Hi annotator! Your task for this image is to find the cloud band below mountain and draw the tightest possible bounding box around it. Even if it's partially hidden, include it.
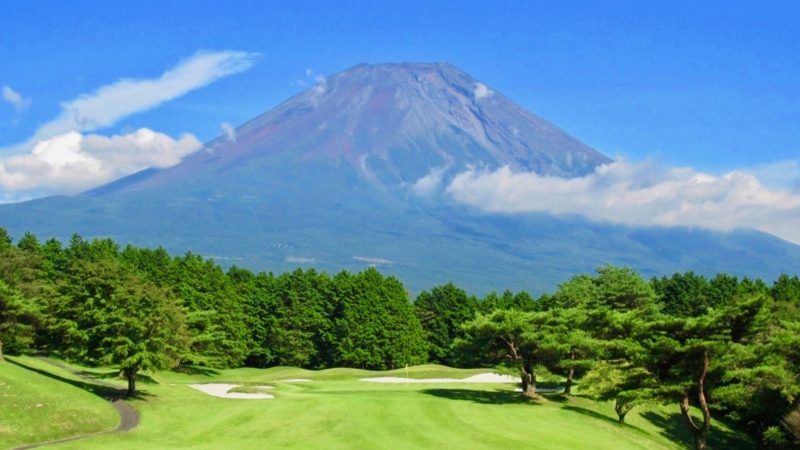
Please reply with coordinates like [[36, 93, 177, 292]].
[[444, 160, 800, 244]]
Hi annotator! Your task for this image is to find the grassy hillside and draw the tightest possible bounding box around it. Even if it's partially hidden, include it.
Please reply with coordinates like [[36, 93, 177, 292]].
[[4, 359, 753, 450], [0, 356, 118, 449]]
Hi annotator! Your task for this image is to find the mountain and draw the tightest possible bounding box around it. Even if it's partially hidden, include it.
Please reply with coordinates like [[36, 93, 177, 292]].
[[2, 62, 799, 294]]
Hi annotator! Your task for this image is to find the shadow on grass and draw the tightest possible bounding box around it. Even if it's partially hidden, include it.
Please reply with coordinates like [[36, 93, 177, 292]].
[[640, 411, 752, 450], [77, 369, 120, 379], [422, 388, 535, 405], [541, 392, 570, 403], [6, 358, 152, 401], [75, 369, 158, 385], [561, 405, 622, 425]]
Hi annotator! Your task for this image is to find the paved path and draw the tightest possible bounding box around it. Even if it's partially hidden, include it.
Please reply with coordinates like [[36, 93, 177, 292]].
[[13, 358, 139, 449]]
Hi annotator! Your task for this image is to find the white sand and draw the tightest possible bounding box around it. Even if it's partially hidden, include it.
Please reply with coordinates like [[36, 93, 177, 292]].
[[360, 373, 517, 384], [188, 383, 274, 399], [282, 378, 313, 382]]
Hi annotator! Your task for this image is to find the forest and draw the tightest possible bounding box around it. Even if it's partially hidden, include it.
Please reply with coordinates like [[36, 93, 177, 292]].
[[0, 229, 798, 449]]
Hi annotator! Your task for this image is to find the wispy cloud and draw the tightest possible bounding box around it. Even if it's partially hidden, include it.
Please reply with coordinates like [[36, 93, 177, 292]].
[[3, 50, 257, 156], [412, 165, 449, 195], [445, 160, 800, 244], [221, 122, 237, 142], [473, 82, 493, 100], [2, 85, 31, 112], [0, 50, 257, 200], [354, 256, 395, 266], [37, 51, 256, 139], [0, 128, 201, 196], [299, 68, 328, 106], [285, 256, 318, 264]]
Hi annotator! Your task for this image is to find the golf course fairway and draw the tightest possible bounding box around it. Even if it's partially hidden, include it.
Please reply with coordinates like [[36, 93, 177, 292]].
[[1, 358, 752, 449]]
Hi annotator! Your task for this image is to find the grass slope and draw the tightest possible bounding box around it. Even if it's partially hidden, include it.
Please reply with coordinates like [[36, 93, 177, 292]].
[[0, 356, 118, 449], [6, 360, 752, 449]]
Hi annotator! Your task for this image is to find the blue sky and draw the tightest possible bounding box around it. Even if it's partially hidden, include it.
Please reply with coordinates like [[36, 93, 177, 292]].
[[1, 1, 799, 240]]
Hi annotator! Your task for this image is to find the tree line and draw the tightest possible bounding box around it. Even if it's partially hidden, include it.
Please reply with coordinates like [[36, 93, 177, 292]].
[[0, 229, 798, 449]]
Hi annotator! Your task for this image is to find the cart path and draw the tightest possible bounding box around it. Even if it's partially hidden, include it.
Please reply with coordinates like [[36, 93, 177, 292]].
[[12, 357, 139, 449]]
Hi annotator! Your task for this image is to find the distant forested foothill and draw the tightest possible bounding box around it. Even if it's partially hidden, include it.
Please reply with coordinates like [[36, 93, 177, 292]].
[[0, 229, 798, 449]]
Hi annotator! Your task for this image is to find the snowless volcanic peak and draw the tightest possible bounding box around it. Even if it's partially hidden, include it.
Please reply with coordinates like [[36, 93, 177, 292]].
[[197, 62, 611, 180], [5, 63, 800, 296]]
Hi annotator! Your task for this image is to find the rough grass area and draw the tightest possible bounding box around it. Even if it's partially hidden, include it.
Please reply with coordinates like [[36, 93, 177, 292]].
[[0, 356, 118, 448], [9, 360, 752, 450]]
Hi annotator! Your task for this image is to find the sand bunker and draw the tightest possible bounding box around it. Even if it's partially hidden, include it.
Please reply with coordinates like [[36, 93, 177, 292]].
[[360, 373, 517, 383], [188, 383, 274, 399], [282, 378, 313, 382]]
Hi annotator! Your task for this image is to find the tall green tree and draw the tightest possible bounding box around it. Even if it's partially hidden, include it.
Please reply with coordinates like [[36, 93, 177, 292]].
[[633, 291, 767, 450], [457, 309, 548, 398], [334, 269, 426, 369], [227, 267, 279, 367], [167, 253, 249, 368], [544, 266, 657, 398], [52, 258, 188, 395], [414, 282, 477, 365], [771, 274, 800, 306], [0, 280, 39, 360], [635, 316, 720, 450], [714, 293, 800, 446], [267, 269, 335, 368], [99, 272, 188, 395], [479, 290, 536, 313], [652, 271, 710, 317], [580, 360, 655, 423]]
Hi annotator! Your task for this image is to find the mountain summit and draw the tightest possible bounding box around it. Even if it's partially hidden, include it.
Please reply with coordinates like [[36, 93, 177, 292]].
[[94, 62, 609, 195], [3, 63, 799, 294], [228, 62, 609, 174]]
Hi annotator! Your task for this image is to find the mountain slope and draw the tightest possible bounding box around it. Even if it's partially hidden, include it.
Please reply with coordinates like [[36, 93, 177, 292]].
[[1, 62, 799, 294]]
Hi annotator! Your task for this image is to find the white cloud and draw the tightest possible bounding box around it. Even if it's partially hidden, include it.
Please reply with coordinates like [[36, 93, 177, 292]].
[[2, 85, 31, 112], [306, 70, 328, 106], [412, 166, 449, 195], [296, 69, 328, 102], [285, 256, 318, 264], [354, 256, 395, 266], [473, 82, 493, 100], [0, 128, 201, 195], [3, 50, 256, 155], [445, 160, 800, 244], [221, 122, 237, 142], [0, 50, 255, 200], [312, 74, 328, 97]]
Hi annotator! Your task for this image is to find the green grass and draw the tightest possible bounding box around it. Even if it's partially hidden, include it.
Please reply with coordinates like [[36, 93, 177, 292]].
[[4, 359, 753, 450], [225, 385, 274, 394], [0, 356, 118, 449]]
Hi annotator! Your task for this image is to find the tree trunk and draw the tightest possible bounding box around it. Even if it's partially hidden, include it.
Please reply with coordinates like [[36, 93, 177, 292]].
[[691, 432, 707, 450], [520, 361, 537, 398], [125, 368, 137, 396], [679, 350, 712, 450], [615, 398, 632, 424], [0, 338, 4, 361], [564, 349, 576, 395], [563, 368, 574, 395]]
